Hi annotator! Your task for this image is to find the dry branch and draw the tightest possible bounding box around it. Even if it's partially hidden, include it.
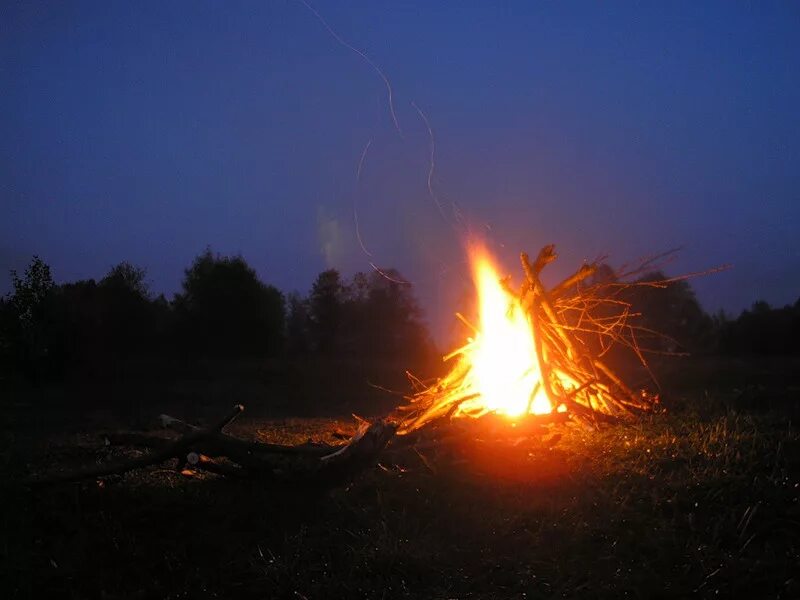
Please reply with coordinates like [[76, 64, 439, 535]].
[[27, 405, 396, 488], [392, 245, 666, 433]]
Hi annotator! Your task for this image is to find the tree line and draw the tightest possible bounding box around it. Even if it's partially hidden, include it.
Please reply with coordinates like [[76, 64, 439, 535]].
[[1, 251, 797, 382], [578, 266, 800, 358], [0, 251, 436, 381]]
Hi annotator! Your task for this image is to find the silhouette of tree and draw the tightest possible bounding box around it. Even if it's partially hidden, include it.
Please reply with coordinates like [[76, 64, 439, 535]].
[[49, 279, 102, 374], [14, 262, 157, 378], [718, 298, 800, 355], [354, 269, 433, 362], [96, 262, 155, 360], [8, 256, 55, 326], [303, 268, 436, 363], [100, 262, 149, 298], [285, 292, 311, 355], [174, 250, 285, 357], [1, 256, 57, 376], [0, 297, 10, 367], [624, 271, 713, 352], [307, 269, 345, 354], [750, 300, 771, 315]]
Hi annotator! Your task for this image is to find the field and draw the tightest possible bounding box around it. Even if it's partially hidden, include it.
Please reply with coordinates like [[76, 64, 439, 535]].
[[2, 357, 799, 599]]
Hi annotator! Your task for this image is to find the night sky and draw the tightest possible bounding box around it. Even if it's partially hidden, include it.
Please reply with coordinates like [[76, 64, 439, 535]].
[[2, 1, 799, 337]]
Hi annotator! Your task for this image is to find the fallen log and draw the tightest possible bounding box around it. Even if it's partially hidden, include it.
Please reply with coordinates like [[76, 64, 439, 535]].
[[26, 405, 396, 489]]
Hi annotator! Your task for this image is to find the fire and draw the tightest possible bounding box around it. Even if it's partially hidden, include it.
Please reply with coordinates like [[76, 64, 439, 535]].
[[395, 242, 659, 434], [451, 246, 554, 418]]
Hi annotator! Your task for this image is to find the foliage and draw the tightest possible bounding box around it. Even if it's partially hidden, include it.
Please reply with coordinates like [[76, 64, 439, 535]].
[[301, 267, 436, 366], [174, 250, 285, 357], [8, 256, 55, 322], [623, 270, 715, 352], [351, 269, 431, 361], [0, 258, 164, 378], [50, 263, 157, 374], [0, 256, 57, 377], [98, 263, 156, 358], [306, 269, 345, 355], [717, 298, 800, 355], [100, 261, 149, 298], [285, 292, 311, 355], [9, 245, 795, 389], [0, 252, 441, 382]]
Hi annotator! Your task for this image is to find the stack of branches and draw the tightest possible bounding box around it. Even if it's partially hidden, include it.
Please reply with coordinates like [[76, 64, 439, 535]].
[[551, 246, 721, 364], [393, 245, 681, 433], [27, 405, 396, 488]]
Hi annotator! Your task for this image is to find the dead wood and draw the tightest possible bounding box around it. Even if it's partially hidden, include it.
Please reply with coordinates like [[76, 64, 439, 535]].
[[26, 406, 395, 489], [392, 244, 664, 434], [550, 263, 597, 299]]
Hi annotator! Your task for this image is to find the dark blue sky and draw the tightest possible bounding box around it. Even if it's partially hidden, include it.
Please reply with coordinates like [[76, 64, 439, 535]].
[[2, 1, 799, 334]]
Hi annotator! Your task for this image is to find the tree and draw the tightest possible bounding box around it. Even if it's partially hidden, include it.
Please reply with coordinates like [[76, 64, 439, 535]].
[[96, 262, 155, 360], [0, 295, 14, 375], [49, 279, 103, 374], [1, 259, 161, 379], [718, 298, 800, 356], [347, 269, 435, 364], [8, 256, 55, 327], [362, 270, 421, 355], [2, 256, 57, 377], [624, 272, 713, 352], [100, 262, 149, 298], [285, 292, 310, 355], [305, 267, 436, 362], [307, 269, 345, 354], [174, 250, 285, 357]]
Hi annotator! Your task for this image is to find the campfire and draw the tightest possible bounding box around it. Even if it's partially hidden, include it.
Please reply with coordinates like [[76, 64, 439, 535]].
[[394, 244, 659, 434], [29, 244, 661, 488]]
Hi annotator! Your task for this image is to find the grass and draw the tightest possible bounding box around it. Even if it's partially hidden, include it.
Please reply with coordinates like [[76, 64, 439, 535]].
[[2, 359, 799, 599]]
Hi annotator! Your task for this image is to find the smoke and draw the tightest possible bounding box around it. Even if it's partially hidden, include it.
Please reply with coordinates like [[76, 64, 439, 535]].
[[316, 205, 346, 269]]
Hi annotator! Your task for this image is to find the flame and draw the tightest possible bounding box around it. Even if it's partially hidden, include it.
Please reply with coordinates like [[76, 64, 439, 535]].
[[454, 246, 553, 418]]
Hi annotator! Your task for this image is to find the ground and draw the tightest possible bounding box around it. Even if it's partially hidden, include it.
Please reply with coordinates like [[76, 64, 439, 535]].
[[2, 357, 799, 599]]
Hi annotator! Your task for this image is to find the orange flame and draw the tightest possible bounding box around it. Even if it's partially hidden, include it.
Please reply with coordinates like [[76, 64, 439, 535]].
[[452, 246, 554, 418]]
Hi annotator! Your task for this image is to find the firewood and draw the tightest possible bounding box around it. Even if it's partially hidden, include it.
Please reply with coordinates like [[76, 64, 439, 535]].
[[391, 245, 663, 435]]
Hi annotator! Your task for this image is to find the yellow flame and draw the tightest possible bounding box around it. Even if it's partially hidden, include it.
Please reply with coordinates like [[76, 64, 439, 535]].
[[456, 247, 552, 417]]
